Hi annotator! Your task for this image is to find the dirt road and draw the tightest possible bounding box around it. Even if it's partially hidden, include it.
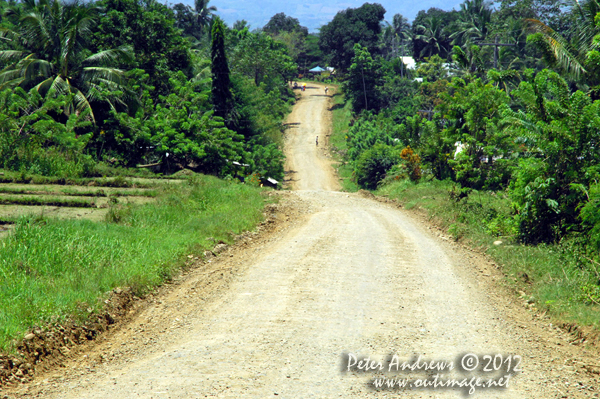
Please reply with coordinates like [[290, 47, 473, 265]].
[[284, 84, 340, 191], [14, 84, 600, 398]]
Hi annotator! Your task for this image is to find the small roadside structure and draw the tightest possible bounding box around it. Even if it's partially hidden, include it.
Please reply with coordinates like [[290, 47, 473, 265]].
[[308, 66, 326, 75]]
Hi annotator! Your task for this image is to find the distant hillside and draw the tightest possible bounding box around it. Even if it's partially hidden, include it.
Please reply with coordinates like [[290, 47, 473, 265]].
[[204, 0, 463, 32]]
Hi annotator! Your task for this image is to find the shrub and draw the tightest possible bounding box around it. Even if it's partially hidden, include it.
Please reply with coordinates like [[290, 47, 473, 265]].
[[400, 146, 422, 182], [355, 144, 400, 189]]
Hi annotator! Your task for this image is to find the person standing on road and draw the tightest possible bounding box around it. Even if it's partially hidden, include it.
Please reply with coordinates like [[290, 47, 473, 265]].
[[325, 87, 329, 95], [316, 135, 319, 146]]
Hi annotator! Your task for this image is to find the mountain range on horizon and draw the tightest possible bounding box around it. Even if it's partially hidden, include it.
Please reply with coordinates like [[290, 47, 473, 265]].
[[188, 0, 465, 32]]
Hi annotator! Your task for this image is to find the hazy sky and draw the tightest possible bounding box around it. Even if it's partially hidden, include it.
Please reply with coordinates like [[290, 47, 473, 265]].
[[201, 0, 464, 32]]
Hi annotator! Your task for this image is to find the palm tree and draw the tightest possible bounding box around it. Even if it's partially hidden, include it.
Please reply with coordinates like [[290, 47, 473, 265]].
[[450, 0, 493, 46], [381, 13, 412, 59], [525, 0, 600, 81], [452, 44, 484, 74], [415, 15, 450, 58], [194, 0, 217, 34], [492, 18, 531, 71], [0, 0, 133, 122]]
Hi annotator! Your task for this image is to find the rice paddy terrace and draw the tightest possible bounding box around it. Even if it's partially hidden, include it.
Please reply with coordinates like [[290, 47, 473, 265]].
[[0, 175, 185, 239]]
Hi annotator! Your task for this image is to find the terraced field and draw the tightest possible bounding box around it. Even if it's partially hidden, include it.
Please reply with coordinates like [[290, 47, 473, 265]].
[[0, 178, 183, 239]]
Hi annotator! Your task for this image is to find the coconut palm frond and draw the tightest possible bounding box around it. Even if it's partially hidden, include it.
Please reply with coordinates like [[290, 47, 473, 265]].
[[70, 85, 94, 122], [0, 0, 131, 123], [525, 18, 586, 78], [193, 64, 211, 81], [0, 69, 25, 88], [83, 46, 134, 65], [48, 75, 70, 96], [0, 50, 28, 63], [0, 27, 19, 41], [33, 75, 56, 94], [500, 108, 544, 138], [19, 56, 53, 82], [82, 66, 126, 86], [19, 11, 52, 51]]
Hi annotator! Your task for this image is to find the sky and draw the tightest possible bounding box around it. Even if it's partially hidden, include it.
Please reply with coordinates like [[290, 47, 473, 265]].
[[197, 0, 464, 32]]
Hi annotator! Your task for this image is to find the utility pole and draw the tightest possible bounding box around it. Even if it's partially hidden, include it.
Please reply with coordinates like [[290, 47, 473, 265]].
[[478, 36, 516, 69]]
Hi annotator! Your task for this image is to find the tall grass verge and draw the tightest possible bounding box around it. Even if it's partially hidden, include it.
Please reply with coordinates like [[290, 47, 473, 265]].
[[377, 178, 600, 330], [0, 174, 267, 352], [329, 89, 358, 192]]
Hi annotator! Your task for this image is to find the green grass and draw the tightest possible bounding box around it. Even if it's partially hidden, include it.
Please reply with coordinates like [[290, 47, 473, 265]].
[[329, 90, 358, 192], [0, 174, 268, 352], [377, 178, 600, 330]]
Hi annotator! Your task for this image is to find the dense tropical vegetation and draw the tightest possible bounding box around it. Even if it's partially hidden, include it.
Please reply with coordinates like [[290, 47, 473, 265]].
[[0, 0, 298, 183]]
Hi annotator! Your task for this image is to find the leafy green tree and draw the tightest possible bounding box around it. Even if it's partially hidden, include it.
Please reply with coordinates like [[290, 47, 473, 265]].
[[493, 0, 565, 26], [318, 3, 385, 72], [379, 74, 418, 123], [104, 72, 244, 174], [346, 43, 380, 112], [501, 69, 600, 242], [93, 68, 155, 165], [211, 17, 232, 119], [0, 0, 133, 122], [418, 119, 455, 180], [302, 34, 326, 72], [437, 78, 512, 190], [274, 30, 307, 65], [228, 74, 290, 141], [415, 54, 451, 82], [148, 83, 244, 176], [92, 0, 191, 98], [263, 15, 309, 69], [263, 12, 308, 36], [230, 31, 296, 89], [246, 138, 285, 181], [346, 113, 402, 161], [397, 114, 427, 147], [487, 68, 521, 93]]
